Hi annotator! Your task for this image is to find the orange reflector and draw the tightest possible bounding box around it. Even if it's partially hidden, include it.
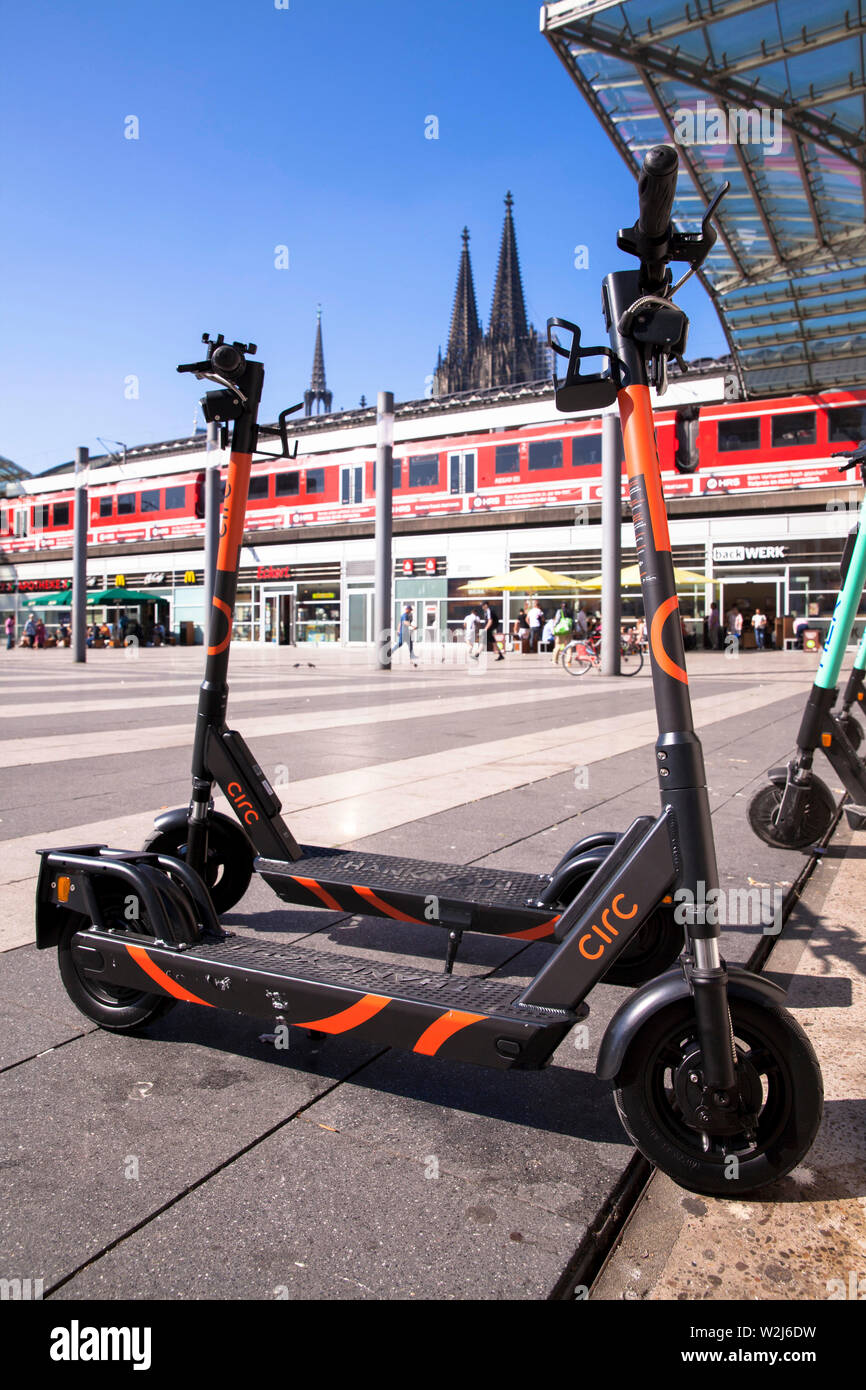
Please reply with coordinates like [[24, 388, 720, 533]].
[[821, 733, 832, 747], [57, 876, 70, 902], [662, 895, 673, 904], [858, 692, 864, 701]]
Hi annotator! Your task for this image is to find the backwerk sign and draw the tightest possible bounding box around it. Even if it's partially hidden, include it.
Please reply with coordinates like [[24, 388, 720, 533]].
[[712, 545, 787, 563]]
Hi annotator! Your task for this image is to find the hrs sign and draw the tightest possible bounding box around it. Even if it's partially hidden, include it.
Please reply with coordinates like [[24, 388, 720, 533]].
[[712, 545, 787, 563]]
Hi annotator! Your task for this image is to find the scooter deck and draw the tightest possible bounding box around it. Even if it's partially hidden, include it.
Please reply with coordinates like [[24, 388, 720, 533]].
[[72, 926, 579, 1069], [258, 845, 561, 939]]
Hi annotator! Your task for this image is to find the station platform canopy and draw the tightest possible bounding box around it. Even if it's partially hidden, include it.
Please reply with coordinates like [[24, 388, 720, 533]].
[[541, 0, 866, 397]]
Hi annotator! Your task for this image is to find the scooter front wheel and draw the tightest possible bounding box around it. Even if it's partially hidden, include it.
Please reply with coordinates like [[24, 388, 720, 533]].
[[612, 996, 823, 1196], [145, 817, 254, 914], [747, 778, 836, 849], [603, 905, 682, 987]]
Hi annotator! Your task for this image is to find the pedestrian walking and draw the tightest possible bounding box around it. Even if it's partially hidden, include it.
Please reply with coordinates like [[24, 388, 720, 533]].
[[708, 601, 720, 649], [752, 607, 765, 649], [34, 618, 46, 649], [551, 605, 573, 665], [396, 604, 418, 666], [482, 602, 505, 661], [4, 615, 14, 650], [24, 616, 36, 649]]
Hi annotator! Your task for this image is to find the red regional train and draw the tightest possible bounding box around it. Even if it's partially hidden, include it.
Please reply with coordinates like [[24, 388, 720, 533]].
[[3, 385, 865, 554]]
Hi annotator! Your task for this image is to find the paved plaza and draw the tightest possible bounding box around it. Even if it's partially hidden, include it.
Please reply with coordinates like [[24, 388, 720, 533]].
[[0, 643, 862, 1299]]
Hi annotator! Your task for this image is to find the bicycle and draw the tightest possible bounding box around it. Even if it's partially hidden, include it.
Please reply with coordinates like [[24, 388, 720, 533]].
[[564, 629, 644, 676]]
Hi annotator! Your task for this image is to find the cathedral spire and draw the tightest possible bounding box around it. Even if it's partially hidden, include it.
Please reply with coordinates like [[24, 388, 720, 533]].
[[304, 305, 333, 416], [488, 192, 529, 345], [445, 227, 482, 371]]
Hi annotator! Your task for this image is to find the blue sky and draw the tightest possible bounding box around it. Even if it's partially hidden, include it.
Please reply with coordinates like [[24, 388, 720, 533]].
[[0, 0, 727, 474]]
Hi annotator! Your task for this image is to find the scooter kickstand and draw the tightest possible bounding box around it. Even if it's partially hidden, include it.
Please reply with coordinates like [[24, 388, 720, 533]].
[[444, 929, 463, 975]]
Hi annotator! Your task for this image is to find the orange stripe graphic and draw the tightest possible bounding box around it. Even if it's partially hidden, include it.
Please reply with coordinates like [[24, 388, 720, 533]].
[[352, 884, 426, 924], [618, 384, 671, 553], [297, 993, 390, 1033], [126, 944, 214, 1006], [292, 875, 343, 911], [207, 596, 233, 656], [216, 452, 252, 572], [413, 1009, 485, 1056], [503, 916, 559, 940], [651, 595, 689, 685]]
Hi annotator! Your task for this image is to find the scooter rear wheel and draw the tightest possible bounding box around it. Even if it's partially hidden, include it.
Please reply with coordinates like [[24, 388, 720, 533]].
[[57, 908, 175, 1032], [144, 818, 254, 914], [748, 778, 836, 849], [603, 906, 682, 987], [612, 996, 823, 1196], [837, 714, 864, 751]]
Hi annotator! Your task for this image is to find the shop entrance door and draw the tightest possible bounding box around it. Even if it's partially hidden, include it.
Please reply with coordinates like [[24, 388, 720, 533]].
[[719, 575, 783, 649], [263, 591, 294, 644], [347, 589, 374, 643]]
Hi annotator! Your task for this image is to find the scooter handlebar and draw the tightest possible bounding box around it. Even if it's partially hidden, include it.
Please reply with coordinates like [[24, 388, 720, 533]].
[[637, 145, 679, 240]]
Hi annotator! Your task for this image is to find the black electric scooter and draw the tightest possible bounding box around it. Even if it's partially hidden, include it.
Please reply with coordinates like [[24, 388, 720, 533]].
[[36, 146, 823, 1195], [749, 442, 866, 848]]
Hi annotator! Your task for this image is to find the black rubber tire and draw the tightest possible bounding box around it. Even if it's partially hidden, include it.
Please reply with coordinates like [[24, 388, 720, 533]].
[[603, 906, 683, 987], [564, 645, 594, 675], [612, 996, 823, 1196], [838, 714, 864, 751], [747, 777, 836, 849], [144, 818, 254, 914], [619, 646, 644, 676], [57, 909, 175, 1032]]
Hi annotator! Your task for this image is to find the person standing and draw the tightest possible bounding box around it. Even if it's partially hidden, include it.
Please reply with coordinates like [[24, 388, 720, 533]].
[[462, 607, 480, 659], [708, 601, 720, 650], [4, 615, 14, 650], [24, 616, 36, 649], [734, 609, 744, 648], [34, 618, 46, 649], [551, 605, 573, 665], [527, 598, 544, 652]]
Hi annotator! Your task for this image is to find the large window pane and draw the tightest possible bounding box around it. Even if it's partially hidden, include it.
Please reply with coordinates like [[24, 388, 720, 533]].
[[276, 471, 299, 496], [528, 439, 563, 471], [306, 469, 325, 494], [164, 486, 186, 509], [248, 475, 269, 499], [495, 443, 520, 474], [771, 412, 815, 447], [718, 418, 760, 452], [408, 454, 439, 487], [828, 405, 866, 443], [572, 434, 602, 466]]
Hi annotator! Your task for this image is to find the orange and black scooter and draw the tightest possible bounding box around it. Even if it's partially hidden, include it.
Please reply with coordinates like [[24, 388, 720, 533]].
[[35, 147, 823, 1195]]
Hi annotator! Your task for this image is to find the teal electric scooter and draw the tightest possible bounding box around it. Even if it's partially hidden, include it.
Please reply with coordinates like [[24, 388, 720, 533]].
[[749, 443, 866, 848]]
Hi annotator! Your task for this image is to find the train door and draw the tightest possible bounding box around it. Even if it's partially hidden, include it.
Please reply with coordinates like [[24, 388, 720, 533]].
[[341, 466, 364, 506], [449, 451, 476, 496]]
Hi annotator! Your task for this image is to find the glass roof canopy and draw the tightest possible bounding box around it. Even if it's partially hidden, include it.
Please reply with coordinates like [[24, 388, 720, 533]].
[[540, 0, 866, 397]]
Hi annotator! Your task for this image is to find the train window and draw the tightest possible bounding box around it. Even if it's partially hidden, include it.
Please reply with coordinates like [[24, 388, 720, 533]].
[[494, 444, 520, 474], [117, 493, 135, 515], [393, 459, 402, 489], [276, 471, 300, 495], [771, 411, 815, 447], [141, 490, 160, 512], [248, 475, 269, 500], [33, 505, 48, 529], [717, 418, 760, 452], [827, 405, 866, 442], [53, 502, 69, 526], [99, 496, 113, 517], [572, 434, 602, 465], [408, 454, 439, 487], [306, 469, 325, 494], [164, 486, 186, 509], [528, 440, 563, 470]]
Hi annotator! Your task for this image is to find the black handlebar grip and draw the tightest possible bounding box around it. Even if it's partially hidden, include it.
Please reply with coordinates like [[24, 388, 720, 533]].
[[637, 145, 679, 239], [211, 344, 245, 379]]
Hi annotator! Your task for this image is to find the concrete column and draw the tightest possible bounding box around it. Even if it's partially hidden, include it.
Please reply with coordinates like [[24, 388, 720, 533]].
[[72, 447, 88, 663], [374, 391, 394, 670], [204, 421, 220, 637], [600, 412, 622, 676]]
